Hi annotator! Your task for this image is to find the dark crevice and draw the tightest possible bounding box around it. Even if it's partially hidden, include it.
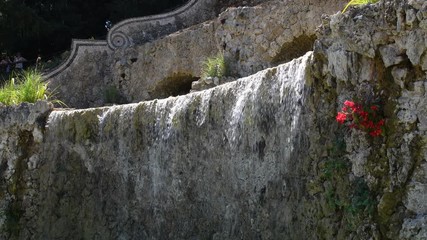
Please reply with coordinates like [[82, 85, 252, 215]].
[[272, 34, 317, 65], [150, 74, 199, 99]]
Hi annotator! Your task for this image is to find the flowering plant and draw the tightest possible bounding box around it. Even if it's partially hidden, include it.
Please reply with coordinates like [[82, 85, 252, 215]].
[[336, 100, 385, 137]]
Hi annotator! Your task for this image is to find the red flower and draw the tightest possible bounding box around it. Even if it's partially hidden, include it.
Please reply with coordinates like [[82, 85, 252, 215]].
[[336, 112, 347, 124], [337, 100, 385, 138], [369, 129, 382, 137], [344, 100, 356, 109]]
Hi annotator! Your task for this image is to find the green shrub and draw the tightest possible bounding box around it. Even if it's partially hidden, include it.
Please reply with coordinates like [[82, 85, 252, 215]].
[[201, 54, 227, 78], [0, 69, 58, 105], [342, 0, 379, 13]]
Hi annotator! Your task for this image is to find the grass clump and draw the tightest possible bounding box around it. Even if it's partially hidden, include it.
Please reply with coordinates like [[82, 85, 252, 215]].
[[342, 0, 379, 13], [0, 69, 57, 105], [201, 53, 227, 78]]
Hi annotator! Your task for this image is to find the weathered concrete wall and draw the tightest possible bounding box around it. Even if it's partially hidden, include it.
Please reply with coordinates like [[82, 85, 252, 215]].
[[46, 0, 344, 108]]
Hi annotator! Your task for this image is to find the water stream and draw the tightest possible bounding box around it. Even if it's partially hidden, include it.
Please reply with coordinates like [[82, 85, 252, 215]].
[[40, 52, 313, 239]]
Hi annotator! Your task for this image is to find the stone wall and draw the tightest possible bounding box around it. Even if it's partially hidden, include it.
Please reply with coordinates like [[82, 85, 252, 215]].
[[107, 0, 217, 50], [43, 0, 224, 108], [312, 0, 427, 238], [0, 101, 53, 240], [1, 53, 315, 239], [44, 40, 112, 108], [46, 0, 344, 108], [3, 1, 427, 239]]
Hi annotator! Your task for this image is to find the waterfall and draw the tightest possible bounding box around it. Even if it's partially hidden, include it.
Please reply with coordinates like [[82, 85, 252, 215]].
[[38, 52, 313, 239]]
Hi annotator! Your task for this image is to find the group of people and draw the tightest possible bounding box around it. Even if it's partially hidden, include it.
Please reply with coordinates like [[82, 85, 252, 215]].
[[0, 52, 27, 76]]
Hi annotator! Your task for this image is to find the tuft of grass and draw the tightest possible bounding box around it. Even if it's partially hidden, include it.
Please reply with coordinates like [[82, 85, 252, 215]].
[[17, 69, 47, 103], [201, 53, 227, 79], [0, 69, 60, 106], [342, 0, 379, 13]]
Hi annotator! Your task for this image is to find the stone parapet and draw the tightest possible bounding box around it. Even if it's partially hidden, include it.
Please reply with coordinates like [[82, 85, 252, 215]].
[[107, 0, 217, 50]]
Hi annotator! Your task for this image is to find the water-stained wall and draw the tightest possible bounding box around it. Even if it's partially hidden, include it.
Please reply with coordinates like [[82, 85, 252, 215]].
[[2, 53, 318, 239]]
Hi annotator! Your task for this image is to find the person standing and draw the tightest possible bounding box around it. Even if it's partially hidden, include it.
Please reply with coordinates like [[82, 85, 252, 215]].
[[0, 53, 12, 75], [14, 52, 27, 71]]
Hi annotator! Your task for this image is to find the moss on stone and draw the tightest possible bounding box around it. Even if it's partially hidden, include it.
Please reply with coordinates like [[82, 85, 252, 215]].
[[3, 130, 35, 238]]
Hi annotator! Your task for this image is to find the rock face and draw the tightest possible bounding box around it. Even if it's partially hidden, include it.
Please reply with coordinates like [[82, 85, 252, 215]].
[[46, 0, 344, 108], [0, 102, 53, 240], [313, 0, 427, 238], [3, 0, 427, 239]]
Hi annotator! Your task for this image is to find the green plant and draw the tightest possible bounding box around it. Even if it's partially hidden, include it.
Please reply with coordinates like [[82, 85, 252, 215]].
[[321, 137, 348, 179], [342, 0, 379, 13], [343, 178, 376, 229], [319, 136, 377, 232], [201, 53, 227, 78], [322, 158, 348, 179], [0, 69, 60, 105], [347, 179, 376, 216]]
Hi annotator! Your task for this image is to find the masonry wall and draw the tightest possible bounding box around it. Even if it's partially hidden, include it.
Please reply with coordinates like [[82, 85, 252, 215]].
[[45, 0, 344, 108]]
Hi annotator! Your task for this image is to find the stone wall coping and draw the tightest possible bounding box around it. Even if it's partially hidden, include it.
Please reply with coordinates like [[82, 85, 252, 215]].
[[42, 39, 108, 80], [106, 0, 202, 49]]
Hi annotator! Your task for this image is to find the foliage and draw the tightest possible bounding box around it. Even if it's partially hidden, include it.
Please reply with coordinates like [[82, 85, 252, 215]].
[[320, 136, 377, 232], [346, 179, 376, 216], [336, 100, 385, 137], [0, 69, 58, 105], [342, 0, 379, 13], [201, 54, 227, 79]]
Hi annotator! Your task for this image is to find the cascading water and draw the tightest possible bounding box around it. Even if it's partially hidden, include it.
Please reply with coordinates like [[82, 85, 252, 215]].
[[34, 52, 313, 239]]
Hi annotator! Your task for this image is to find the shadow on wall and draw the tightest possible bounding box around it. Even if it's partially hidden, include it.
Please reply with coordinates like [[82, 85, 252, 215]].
[[103, 86, 128, 105], [149, 74, 199, 99], [272, 34, 317, 64]]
